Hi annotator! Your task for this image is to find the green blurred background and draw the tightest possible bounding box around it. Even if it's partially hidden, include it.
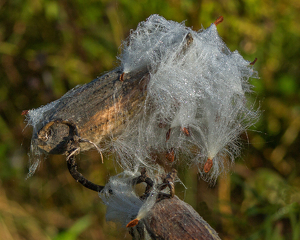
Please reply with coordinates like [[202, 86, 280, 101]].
[[0, 0, 299, 239]]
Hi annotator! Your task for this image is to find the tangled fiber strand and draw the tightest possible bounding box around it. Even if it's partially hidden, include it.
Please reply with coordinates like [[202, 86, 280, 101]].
[[99, 170, 159, 227], [113, 14, 259, 183]]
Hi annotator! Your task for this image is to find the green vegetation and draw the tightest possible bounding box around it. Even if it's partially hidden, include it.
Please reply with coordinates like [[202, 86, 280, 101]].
[[0, 0, 299, 239]]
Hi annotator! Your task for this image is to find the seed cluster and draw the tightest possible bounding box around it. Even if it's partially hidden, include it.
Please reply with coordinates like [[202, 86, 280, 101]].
[[112, 14, 259, 183]]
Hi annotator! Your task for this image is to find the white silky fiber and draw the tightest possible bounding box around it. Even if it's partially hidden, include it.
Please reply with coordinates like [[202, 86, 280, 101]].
[[113, 14, 259, 183]]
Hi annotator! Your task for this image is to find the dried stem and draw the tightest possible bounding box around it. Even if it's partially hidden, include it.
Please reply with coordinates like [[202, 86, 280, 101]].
[[66, 154, 104, 192]]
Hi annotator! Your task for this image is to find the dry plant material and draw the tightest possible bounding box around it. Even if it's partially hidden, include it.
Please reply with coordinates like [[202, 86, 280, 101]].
[[204, 158, 213, 173], [24, 15, 259, 238], [166, 148, 175, 163], [181, 127, 190, 136], [26, 14, 259, 184], [115, 14, 259, 183], [67, 154, 104, 192], [250, 58, 258, 65], [166, 128, 171, 141], [100, 169, 176, 228], [21, 110, 29, 115], [120, 72, 125, 81], [214, 16, 224, 26], [126, 218, 139, 228]]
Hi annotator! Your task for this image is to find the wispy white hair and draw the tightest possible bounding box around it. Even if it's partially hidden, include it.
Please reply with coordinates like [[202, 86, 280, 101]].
[[113, 14, 259, 183], [99, 170, 159, 227]]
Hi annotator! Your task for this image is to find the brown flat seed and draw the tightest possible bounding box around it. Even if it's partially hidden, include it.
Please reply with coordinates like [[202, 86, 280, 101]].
[[166, 128, 171, 141], [120, 72, 125, 82], [166, 148, 175, 163], [21, 110, 29, 115], [126, 218, 139, 228], [250, 58, 257, 65], [214, 16, 224, 26], [204, 158, 213, 173], [181, 127, 190, 136]]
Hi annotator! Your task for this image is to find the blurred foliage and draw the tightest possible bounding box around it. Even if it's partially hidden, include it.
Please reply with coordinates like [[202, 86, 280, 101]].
[[0, 0, 299, 239]]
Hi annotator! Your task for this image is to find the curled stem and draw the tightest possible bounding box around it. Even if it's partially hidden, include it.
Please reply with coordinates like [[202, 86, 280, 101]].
[[132, 168, 154, 198], [157, 169, 177, 200], [67, 154, 104, 192]]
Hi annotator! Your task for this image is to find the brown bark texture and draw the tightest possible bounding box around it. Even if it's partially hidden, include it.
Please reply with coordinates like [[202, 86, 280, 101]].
[[134, 196, 221, 240], [29, 66, 148, 156]]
